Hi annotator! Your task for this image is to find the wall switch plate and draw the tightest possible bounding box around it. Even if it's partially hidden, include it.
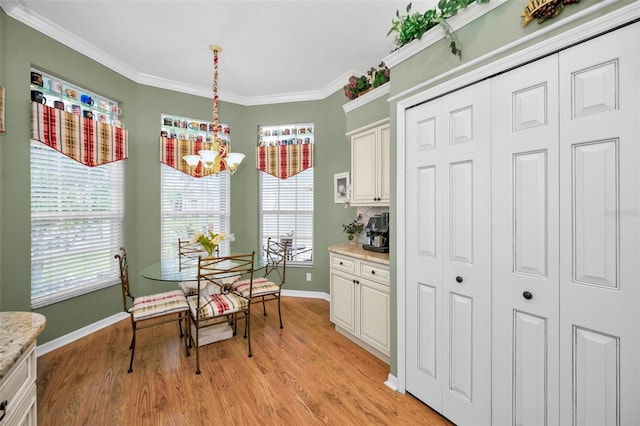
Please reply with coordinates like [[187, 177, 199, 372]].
[[306, 273, 312, 281]]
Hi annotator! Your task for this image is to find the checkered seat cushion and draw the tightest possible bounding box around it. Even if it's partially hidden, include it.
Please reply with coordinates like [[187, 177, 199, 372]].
[[187, 293, 249, 320], [129, 290, 189, 321], [230, 277, 281, 298]]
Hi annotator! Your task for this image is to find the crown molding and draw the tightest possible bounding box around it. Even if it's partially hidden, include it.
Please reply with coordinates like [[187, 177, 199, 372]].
[[0, 0, 351, 106]]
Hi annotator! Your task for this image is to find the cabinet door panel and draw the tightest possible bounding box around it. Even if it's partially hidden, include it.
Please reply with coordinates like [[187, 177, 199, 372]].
[[329, 270, 356, 333], [358, 279, 390, 354], [350, 128, 377, 204]]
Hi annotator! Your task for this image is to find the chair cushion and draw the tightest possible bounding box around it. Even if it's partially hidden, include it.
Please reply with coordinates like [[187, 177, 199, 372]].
[[130, 290, 188, 321], [231, 277, 281, 298], [187, 293, 248, 320]]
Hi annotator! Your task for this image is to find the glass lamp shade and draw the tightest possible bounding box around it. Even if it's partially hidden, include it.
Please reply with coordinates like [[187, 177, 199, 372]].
[[225, 152, 245, 167], [183, 155, 201, 167], [198, 149, 218, 168]]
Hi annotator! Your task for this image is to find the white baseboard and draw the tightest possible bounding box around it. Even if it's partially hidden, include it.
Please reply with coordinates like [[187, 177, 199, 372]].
[[385, 373, 399, 392], [36, 311, 129, 357], [36, 291, 329, 357]]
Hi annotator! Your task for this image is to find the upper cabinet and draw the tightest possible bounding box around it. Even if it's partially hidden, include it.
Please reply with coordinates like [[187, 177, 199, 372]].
[[348, 119, 390, 206]]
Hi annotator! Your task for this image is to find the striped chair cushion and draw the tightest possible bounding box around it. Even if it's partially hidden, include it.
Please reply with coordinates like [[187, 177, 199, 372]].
[[130, 290, 188, 321], [187, 293, 248, 320], [231, 277, 281, 298]]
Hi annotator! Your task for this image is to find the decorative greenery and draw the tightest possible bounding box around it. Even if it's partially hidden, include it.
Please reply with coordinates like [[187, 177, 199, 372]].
[[344, 62, 390, 100], [343, 75, 372, 100], [387, 0, 490, 59], [368, 62, 391, 88], [342, 214, 364, 241]]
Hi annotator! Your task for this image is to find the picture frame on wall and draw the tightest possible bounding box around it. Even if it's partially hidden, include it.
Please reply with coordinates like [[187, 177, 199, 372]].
[[0, 86, 5, 133], [334, 172, 349, 203]]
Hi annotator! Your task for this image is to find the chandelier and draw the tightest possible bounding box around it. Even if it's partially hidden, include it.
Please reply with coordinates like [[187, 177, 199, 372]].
[[183, 45, 245, 175]]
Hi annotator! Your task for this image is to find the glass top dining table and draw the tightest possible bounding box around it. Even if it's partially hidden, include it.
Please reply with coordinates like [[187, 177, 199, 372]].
[[140, 255, 267, 282]]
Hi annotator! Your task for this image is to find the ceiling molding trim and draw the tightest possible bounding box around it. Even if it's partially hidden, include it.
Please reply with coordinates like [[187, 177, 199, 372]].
[[383, 0, 508, 69], [0, 0, 356, 106]]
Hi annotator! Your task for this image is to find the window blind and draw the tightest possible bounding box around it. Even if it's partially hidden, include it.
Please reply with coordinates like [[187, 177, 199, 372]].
[[260, 168, 314, 265], [160, 164, 230, 262], [30, 141, 125, 308]]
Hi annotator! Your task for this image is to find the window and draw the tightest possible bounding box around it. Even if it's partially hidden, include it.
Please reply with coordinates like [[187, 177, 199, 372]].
[[160, 113, 230, 262], [160, 165, 230, 261], [258, 123, 314, 265], [31, 142, 125, 308]]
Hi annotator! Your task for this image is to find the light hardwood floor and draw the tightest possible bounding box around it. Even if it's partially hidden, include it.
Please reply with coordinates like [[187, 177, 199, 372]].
[[37, 297, 451, 425]]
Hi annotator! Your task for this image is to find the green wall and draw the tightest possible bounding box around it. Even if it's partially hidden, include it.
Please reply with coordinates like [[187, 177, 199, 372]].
[[0, 11, 355, 344]]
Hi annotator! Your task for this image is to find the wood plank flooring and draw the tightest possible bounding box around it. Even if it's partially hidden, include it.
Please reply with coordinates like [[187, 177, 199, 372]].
[[36, 297, 451, 425]]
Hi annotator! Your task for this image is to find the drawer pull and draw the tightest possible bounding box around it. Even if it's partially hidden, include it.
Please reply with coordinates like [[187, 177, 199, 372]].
[[339, 261, 343, 265], [371, 270, 376, 275], [0, 400, 7, 421]]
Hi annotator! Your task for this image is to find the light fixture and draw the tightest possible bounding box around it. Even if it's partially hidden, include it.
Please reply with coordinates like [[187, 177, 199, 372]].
[[183, 44, 245, 175]]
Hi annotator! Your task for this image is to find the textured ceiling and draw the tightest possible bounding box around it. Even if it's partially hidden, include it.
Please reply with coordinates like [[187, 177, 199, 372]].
[[2, 0, 439, 104]]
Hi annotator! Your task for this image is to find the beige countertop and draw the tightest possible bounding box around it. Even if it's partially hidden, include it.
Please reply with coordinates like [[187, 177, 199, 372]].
[[0, 312, 46, 381], [329, 243, 389, 265]]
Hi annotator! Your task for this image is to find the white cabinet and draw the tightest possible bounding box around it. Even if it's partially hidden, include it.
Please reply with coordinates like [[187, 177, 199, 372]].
[[348, 119, 390, 206], [0, 343, 37, 426], [330, 252, 390, 361]]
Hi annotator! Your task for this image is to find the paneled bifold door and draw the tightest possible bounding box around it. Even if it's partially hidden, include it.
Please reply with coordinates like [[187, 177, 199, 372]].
[[405, 80, 492, 426], [404, 21, 639, 425]]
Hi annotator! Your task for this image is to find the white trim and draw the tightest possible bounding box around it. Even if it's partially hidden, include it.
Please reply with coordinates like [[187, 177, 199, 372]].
[[342, 83, 390, 114], [394, 1, 639, 396], [35, 291, 329, 357], [384, 373, 399, 392], [383, 0, 509, 69], [281, 289, 330, 302], [36, 312, 129, 357], [345, 117, 390, 138]]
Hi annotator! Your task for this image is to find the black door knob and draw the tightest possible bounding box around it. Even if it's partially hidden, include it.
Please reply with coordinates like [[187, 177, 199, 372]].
[[523, 291, 533, 300], [455, 276, 463, 283]]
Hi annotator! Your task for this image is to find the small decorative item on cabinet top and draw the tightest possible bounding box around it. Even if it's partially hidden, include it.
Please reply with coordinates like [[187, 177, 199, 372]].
[[342, 213, 364, 243]]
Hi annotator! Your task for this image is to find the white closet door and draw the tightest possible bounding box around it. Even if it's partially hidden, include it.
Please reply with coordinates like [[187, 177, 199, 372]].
[[558, 22, 640, 425], [405, 80, 492, 425], [491, 54, 560, 426], [406, 98, 444, 411]]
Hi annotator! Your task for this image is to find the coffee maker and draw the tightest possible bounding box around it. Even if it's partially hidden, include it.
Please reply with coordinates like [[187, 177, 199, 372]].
[[363, 213, 389, 253]]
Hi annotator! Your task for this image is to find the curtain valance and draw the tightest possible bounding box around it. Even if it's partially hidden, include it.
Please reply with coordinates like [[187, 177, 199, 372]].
[[160, 136, 228, 178], [30, 102, 127, 167], [256, 144, 313, 179]]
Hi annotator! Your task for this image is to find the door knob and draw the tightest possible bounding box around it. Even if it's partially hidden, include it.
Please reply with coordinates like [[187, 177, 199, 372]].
[[455, 276, 463, 283], [523, 291, 533, 300]]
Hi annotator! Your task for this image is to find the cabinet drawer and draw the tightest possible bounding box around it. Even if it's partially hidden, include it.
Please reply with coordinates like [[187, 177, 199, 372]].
[[330, 253, 356, 274], [359, 261, 389, 285], [0, 343, 36, 422]]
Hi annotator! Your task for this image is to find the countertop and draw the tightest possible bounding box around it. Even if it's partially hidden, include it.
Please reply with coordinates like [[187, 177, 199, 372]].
[[329, 243, 389, 265], [0, 312, 46, 381]]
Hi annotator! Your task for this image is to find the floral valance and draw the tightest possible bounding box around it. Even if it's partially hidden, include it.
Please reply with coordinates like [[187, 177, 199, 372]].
[[256, 144, 313, 179], [30, 102, 128, 167], [160, 136, 227, 178]]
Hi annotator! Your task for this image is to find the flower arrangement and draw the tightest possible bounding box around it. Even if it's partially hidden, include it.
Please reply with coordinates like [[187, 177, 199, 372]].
[[189, 229, 234, 256], [343, 63, 390, 100], [343, 75, 371, 100], [342, 214, 364, 241]]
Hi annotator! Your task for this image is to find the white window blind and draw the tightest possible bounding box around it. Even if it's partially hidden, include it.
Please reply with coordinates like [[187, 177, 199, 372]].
[[160, 164, 230, 261], [260, 168, 314, 265], [30, 141, 125, 308]]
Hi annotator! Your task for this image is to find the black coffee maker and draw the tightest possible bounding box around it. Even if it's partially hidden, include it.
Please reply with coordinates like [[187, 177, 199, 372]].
[[363, 213, 389, 253]]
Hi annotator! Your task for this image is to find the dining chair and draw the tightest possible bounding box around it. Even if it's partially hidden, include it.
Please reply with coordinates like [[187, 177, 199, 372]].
[[188, 252, 255, 374], [115, 247, 190, 373], [230, 237, 289, 328], [178, 238, 219, 296]]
